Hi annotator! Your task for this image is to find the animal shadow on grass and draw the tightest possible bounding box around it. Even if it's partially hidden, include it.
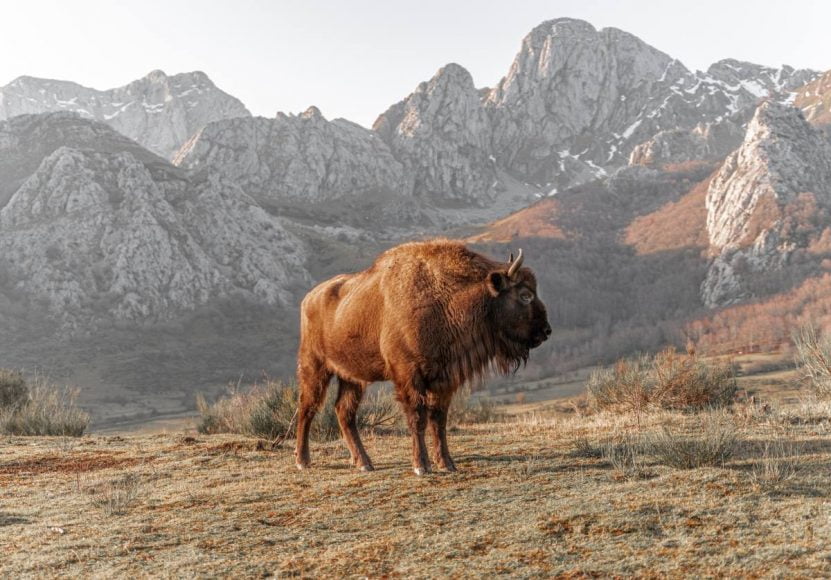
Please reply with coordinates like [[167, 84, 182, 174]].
[[459, 452, 599, 475], [0, 512, 29, 526]]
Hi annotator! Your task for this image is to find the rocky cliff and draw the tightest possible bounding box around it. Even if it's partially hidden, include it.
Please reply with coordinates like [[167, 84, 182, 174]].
[[0, 113, 308, 328], [0, 70, 250, 158], [373, 63, 497, 205], [702, 102, 831, 305]]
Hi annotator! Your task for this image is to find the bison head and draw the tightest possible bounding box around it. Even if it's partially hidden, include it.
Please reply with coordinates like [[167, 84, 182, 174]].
[[486, 249, 552, 349]]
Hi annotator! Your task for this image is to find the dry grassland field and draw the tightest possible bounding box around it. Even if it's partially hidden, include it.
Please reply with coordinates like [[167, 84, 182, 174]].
[[2, 354, 831, 577]]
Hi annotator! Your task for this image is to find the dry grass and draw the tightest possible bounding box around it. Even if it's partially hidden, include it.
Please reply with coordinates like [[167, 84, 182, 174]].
[[196, 379, 399, 441], [2, 403, 831, 577], [0, 375, 89, 437], [587, 348, 737, 415], [795, 325, 831, 399]]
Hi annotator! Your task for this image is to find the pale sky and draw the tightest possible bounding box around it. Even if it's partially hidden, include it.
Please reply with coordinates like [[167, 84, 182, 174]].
[[1, 0, 829, 128]]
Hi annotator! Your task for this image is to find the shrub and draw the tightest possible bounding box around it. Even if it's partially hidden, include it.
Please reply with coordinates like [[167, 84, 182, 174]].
[[196, 379, 398, 441], [449, 384, 500, 425], [587, 348, 737, 414], [0, 376, 89, 436], [749, 436, 803, 491], [643, 414, 737, 469], [0, 368, 28, 410], [794, 325, 831, 399], [601, 435, 651, 480], [89, 473, 141, 516]]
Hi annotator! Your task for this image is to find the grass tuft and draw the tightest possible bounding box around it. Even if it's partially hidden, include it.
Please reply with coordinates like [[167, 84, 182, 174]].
[[643, 414, 737, 469]]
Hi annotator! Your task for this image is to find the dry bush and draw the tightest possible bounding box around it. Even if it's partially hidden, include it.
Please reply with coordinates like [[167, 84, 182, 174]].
[[644, 414, 737, 469], [0, 369, 28, 410], [89, 473, 141, 516], [601, 435, 651, 480], [196, 380, 398, 441], [0, 376, 89, 436], [794, 325, 831, 399], [449, 384, 500, 425], [749, 435, 804, 491], [587, 348, 737, 414]]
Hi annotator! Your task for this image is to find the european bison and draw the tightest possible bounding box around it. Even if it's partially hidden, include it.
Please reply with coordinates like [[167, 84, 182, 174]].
[[294, 239, 551, 475]]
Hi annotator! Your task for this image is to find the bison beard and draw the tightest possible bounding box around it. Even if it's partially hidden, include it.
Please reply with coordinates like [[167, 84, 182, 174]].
[[294, 239, 551, 475]]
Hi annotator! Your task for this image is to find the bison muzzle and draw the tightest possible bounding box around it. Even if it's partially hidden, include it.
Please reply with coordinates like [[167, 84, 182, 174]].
[[294, 239, 551, 475]]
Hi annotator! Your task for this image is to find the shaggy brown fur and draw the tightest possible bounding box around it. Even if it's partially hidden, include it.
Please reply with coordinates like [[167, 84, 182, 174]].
[[294, 239, 551, 475]]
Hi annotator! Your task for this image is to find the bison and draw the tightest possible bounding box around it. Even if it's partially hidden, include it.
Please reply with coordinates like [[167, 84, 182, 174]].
[[294, 239, 551, 475]]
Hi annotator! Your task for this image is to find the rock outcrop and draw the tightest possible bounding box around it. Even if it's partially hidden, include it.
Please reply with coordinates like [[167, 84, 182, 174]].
[[701, 102, 831, 305], [795, 69, 831, 127], [174, 107, 408, 206], [0, 70, 250, 158], [373, 63, 496, 205]]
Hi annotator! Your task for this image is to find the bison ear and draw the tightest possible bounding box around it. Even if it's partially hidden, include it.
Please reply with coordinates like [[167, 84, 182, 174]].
[[487, 271, 509, 296]]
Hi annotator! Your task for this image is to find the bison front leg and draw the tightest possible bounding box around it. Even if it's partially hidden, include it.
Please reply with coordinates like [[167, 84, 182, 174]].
[[295, 359, 332, 470], [335, 378, 374, 471], [396, 379, 432, 476], [428, 395, 456, 472]]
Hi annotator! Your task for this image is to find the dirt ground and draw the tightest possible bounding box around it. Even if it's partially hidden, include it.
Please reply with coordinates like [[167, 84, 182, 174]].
[[2, 392, 831, 577]]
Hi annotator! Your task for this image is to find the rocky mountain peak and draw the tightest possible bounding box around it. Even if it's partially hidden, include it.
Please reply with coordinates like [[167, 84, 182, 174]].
[[373, 62, 495, 205], [0, 71, 250, 158], [300, 105, 324, 120]]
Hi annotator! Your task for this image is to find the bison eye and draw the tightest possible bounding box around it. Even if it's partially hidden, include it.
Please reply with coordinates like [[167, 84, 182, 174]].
[[519, 290, 534, 304]]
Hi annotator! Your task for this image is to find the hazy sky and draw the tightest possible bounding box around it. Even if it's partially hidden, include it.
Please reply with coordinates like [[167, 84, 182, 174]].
[[2, 1, 829, 127]]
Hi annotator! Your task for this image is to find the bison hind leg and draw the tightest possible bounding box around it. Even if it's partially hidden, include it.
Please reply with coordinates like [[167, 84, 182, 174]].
[[335, 377, 374, 471]]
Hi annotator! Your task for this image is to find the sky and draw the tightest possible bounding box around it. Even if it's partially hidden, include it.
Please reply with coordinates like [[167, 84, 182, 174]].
[[1, 0, 829, 128]]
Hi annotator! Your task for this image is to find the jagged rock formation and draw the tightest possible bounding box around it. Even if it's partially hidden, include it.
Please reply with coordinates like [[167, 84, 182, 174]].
[[702, 102, 831, 305], [481, 19, 816, 186], [373, 63, 497, 205], [0, 70, 250, 158], [0, 114, 308, 327], [628, 112, 749, 167], [174, 107, 408, 207]]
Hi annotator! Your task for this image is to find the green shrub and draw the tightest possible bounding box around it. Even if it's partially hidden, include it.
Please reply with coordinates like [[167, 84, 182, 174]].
[[0, 376, 89, 436], [197, 379, 398, 441], [587, 348, 737, 414]]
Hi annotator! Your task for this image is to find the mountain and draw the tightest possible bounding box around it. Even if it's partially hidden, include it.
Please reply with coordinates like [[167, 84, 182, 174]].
[[173, 106, 411, 223], [0, 113, 309, 329], [373, 63, 497, 206], [0, 70, 250, 158], [2, 18, 830, 425]]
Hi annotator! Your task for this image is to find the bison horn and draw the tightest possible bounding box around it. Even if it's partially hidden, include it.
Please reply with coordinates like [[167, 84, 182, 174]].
[[507, 248, 524, 278]]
